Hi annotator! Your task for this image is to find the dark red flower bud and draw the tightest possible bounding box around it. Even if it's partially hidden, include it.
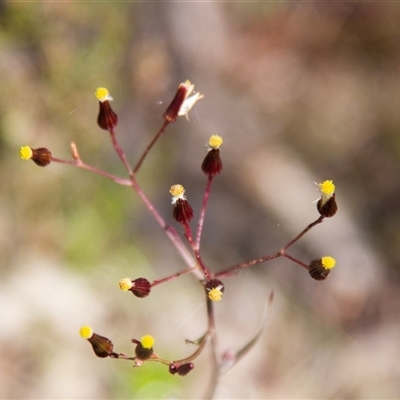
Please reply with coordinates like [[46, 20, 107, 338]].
[[119, 277, 151, 298], [20, 146, 52, 167], [95, 88, 118, 131], [202, 135, 223, 178], [170, 184, 194, 224]]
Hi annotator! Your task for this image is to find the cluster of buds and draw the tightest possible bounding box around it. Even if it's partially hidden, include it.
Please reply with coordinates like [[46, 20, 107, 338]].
[[79, 326, 195, 376], [20, 79, 341, 391], [169, 362, 195, 376]]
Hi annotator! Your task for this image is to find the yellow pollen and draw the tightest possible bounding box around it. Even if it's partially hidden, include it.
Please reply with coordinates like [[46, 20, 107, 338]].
[[141, 334, 155, 349], [79, 325, 93, 339], [208, 287, 223, 302], [95, 87, 112, 102], [319, 180, 335, 196], [208, 135, 223, 149], [170, 184, 185, 198], [119, 278, 133, 291], [19, 146, 33, 160], [321, 256, 336, 270]]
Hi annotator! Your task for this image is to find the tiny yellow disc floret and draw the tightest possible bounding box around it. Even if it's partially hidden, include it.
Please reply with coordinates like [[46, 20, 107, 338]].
[[141, 334, 155, 349], [95, 87, 113, 102], [321, 256, 336, 270], [79, 325, 93, 339], [170, 184, 185, 198], [208, 287, 223, 302], [208, 135, 223, 149], [119, 278, 133, 291], [319, 180, 335, 196], [20, 146, 33, 160]]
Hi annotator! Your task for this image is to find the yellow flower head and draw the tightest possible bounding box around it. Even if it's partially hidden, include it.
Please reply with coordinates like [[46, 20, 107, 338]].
[[79, 325, 93, 339], [208, 287, 224, 302], [317, 180, 338, 217], [205, 279, 225, 302], [321, 256, 336, 270], [309, 256, 336, 280], [140, 334, 155, 350], [319, 180, 335, 198], [119, 277, 133, 291], [170, 184, 186, 204], [20, 146, 33, 160], [208, 135, 223, 150], [95, 87, 113, 102]]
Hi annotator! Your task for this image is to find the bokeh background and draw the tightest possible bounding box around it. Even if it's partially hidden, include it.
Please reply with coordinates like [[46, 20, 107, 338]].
[[1, 2, 400, 399]]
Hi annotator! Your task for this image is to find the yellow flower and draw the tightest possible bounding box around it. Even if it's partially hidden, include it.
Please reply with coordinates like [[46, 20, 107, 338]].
[[208, 135, 223, 150], [317, 180, 338, 217], [140, 334, 155, 350], [205, 279, 225, 302], [95, 87, 113, 102], [79, 325, 93, 339], [309, 256, 336, 280]]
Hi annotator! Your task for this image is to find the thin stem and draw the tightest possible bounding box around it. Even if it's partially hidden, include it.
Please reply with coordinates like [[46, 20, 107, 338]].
[[109, 128, 133, 176], [204, 297, 219, 400], [133, 120, 169, 174], [195, 176, 213, 250], [281, 216, 324, 252], [194, 249, 212, 281], [215, 215, 325, 278], [172, 333, 210, 364], [151, 266, 198, 287], [215, 252, 282, 279], [282, 253, 309, 270], [51, 157, 131, 186]]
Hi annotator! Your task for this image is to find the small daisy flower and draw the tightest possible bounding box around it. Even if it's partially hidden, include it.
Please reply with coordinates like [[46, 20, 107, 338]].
[[317, 180, 338, 217], [79, 325, 115, 358], [201, 135, 223, 177], [132, 334, 155, 361], [170, 184, 194, 224], [309, 256, 336, 280], [119, 277, 151, 298], [19, 146, 52, 167], [95, 87, 118, 131], [205, 279, 225, 302]]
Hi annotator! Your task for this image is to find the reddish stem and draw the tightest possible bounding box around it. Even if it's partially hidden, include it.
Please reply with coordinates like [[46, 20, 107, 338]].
[[281, 216, 324, 252], [133, 120, 169, 174], [151, 266, 198, 287], [282, 253, 309, 270], [195, 176, 213, 250], [109, 128, 133, 176], [215, 252, 281, 279], [51, 157, 131, 186]]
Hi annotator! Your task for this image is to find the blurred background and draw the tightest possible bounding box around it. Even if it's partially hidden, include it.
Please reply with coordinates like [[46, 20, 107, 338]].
[[1, 2, 400, 398]]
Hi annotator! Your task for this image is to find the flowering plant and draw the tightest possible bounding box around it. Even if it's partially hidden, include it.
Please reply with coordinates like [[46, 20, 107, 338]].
[[20, 81, 338, 398]]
